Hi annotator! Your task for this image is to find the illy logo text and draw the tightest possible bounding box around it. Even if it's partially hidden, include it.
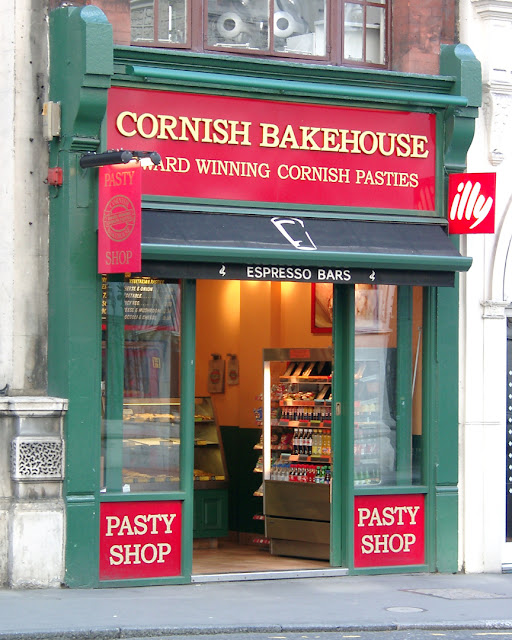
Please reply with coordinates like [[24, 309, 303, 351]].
[[448, 173, 496, 235]]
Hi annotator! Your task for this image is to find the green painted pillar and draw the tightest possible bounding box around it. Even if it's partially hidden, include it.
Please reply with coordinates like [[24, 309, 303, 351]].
[[332, 284, 355, 569], [436, 44, 481, 572], [48, 6, 113, 587], [434, 283, 460, 572]]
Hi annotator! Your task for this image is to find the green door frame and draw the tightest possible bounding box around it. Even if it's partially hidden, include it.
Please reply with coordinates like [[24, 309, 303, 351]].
[[331, 284, 433, 574], [332, 284, 355, 569]]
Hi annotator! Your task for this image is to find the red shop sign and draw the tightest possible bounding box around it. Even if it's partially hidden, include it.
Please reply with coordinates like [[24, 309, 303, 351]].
[[99, 501, 182, 580], [448, 172, 496, 234], [354, 494, 425, 568], [107, 87, 437, 212], [98, 163, 141, 274]]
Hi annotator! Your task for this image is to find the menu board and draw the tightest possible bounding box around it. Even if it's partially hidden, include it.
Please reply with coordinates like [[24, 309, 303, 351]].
[[102, 275, 180, 330]]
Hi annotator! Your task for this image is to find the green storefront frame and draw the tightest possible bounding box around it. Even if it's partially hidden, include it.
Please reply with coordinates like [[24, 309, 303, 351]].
[[47, 5, 480, 587]]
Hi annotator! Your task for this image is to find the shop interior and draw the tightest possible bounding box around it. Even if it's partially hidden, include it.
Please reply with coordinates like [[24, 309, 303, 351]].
[[192, 279, 332, 575], [192, 279, 402, 576]]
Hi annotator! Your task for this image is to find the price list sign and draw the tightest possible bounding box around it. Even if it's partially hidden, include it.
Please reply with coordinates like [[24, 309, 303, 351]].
[[102, 276, 180, 331]]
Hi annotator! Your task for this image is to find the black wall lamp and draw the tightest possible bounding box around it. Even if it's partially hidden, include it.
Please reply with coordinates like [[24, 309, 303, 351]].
[[79, 149, 162, 169]]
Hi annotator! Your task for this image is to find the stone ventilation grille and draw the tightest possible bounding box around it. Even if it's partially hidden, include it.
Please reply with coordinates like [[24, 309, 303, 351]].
[[11, 437, 64, 481]]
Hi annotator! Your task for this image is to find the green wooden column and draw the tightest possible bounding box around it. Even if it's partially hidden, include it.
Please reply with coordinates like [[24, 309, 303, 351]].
[[421, 284, 459, 573], [179, 279, 196, 580], [396, 287, 413, 485], [437, 44, 481, 573], [332, 284, 355, 569], [434, 283, 460, 572], [421, 287, 437, 572], [48, 5, 113, 587]]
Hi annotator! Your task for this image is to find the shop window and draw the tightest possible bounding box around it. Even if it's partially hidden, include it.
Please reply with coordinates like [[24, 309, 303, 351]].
[[354, 285, 397, 487], [342, 1, 387, 66], [91, 0, 389, 67], [206, 0, 327, 57], [411, 286, 423, 485], [354, 285, 423, 488], [101, 276, 182, 494], [131, 0, 188, 45]]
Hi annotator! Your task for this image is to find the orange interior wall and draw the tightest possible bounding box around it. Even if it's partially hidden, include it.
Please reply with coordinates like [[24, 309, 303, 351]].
[[195, 280, 331, 428], [195, 280, 241, 425]]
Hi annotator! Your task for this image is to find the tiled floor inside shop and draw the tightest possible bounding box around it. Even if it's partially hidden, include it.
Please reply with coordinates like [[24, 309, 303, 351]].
[[192, 540, 329, 575]]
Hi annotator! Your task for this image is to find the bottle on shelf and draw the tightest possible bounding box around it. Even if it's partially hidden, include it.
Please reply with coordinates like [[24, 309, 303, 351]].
[[306, 428, 313, 456]]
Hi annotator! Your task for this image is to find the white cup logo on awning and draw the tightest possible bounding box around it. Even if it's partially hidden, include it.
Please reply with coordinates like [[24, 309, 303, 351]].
[[271, 217, 317, 251]]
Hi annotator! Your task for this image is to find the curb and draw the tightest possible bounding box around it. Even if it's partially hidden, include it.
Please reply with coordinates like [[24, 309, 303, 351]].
[[2, 620, 512, 640]]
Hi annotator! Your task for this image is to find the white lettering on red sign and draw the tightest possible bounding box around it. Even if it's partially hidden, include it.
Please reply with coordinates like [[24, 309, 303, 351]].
[[357, 505, 420, 527], [109, 543, 172, 566], [353, 495, 425, 568], [447, 172, 496, 235], [99, 501, 182, 580], [105, 513, 177, 537], [356, 505, 419, 555], [449, 179, 493, 230]]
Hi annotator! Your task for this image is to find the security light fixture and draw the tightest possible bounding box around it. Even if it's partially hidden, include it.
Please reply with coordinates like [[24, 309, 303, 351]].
[[79, 150, 162, 169]]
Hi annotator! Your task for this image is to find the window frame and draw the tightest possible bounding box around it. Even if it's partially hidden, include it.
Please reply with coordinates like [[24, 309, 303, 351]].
[[341, 0, 390, 68], [201, 0, 331, 62], [130, 0, 192, 50], [127, 0, 390, 68]]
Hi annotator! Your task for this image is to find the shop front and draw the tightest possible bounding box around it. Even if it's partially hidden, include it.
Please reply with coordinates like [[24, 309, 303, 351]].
[[47, 6, 481, 587]]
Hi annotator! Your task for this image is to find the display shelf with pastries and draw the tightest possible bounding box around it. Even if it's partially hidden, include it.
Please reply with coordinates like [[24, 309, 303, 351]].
[[113, 398, 181, 492], [105, 397, 228, 495], [193, 396, 228, 490]]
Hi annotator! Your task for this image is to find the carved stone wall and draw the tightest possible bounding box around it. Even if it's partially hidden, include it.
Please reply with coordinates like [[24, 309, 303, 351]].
[[472, 0, 512, 166], [11, 437, 64, 482], [0, 397, 67, 587]]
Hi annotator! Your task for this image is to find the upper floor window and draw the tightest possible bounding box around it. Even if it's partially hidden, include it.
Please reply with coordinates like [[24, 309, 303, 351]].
[[127, 0, 389, 67]]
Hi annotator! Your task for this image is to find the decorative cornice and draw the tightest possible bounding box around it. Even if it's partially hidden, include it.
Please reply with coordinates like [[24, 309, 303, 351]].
[[472, 0, 512, 20], [481, 299, 509, 318], [483, 90, 508, 165]]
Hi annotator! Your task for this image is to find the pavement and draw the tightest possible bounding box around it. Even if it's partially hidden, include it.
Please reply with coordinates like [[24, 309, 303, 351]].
[[1, 571, 512, 640]]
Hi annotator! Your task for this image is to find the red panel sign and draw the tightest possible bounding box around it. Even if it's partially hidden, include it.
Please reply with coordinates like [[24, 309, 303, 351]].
[[98, 163, 141, 273], [107, 87, 437, 212], [99, 501, 182, 580], [354, 494, 425, 568], [448, 172, 496, 234]]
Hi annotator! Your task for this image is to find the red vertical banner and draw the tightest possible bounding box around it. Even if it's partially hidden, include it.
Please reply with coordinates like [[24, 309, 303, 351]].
[[98, 163, 141, 273]]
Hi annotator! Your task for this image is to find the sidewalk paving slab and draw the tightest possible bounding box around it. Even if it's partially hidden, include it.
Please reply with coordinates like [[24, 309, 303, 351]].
[[0, 572, 511, 640]]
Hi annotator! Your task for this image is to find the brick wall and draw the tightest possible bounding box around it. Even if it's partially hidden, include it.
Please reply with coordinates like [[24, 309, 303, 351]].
[[86, 0, 131, 45], [392, 0, 456, 74], [49, 0, 131, 45]]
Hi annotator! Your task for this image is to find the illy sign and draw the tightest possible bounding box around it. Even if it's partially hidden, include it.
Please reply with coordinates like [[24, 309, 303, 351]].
[[448, 172, 496, 234]]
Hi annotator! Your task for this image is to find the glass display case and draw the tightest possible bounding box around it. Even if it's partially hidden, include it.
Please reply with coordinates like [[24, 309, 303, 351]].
[[263, 349, 333, 485], [102, 396, 227, 494], [354, 349, 396, 486], [193, 396, 227, 487], [261, 346, 396, 560], [120, 398, 181, 492], [262, 348, 332, 560]]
